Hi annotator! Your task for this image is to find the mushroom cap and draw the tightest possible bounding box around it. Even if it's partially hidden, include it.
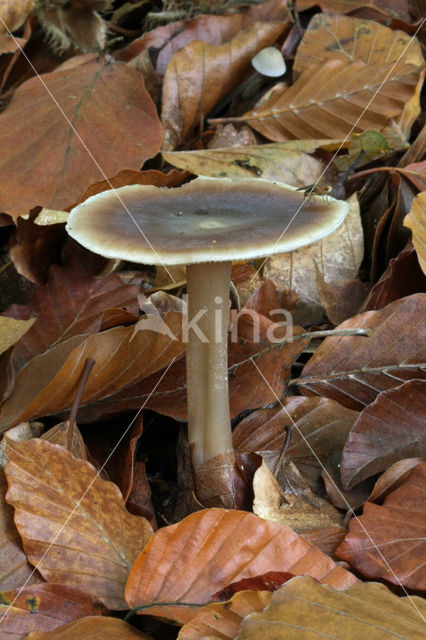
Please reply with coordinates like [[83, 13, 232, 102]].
[[251, 46, 286, 77], [66, 177, 348, 265]]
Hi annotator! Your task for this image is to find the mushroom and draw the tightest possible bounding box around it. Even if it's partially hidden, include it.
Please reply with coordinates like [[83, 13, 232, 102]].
[[251, 46, 286, 78], [66, 177, 348, 468]]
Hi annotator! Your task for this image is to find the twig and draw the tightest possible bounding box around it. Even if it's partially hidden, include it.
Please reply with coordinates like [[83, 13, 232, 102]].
[[67, 358, 96, 451], [228, 327, 372, 375]]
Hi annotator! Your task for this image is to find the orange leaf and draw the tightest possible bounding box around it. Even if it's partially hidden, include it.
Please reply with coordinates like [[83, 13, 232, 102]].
[[0, 61, 163, 215], [336, 463, 426, 590], [404, 191, 426, 275], [178, 590, 272, 640], [125, 508, 357, 624], [20, 616, 151, 639], [4, 439, 153, 609], [0, 584, 107, 639]]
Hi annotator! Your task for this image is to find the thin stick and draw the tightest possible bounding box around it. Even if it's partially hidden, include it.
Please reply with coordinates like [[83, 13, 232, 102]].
[[67, 358, 96, 451], [228, 327, 371, 375]]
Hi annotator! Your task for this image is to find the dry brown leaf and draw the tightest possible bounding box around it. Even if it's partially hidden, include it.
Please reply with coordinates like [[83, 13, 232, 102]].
[[336, 463, 426, 590], [22, 616, 151, 639], [125, 508, 357, 625], [0, 61, 163, 215], [0, 467, 43, 590], [4, 439, 153, 609], [178, 590, 272, 640], [296, 294, 426, 410], [163, 142, 327, 186], [0, 584, 108, 640], [236, 575, 426, 639], [6, 264, 139, 372], [161, 21, 284, 149], [340, 379, 426, 490], [404, 191, 426, 275], [0, 316, 35, 357], [0, 313, 184, 430], [264, 195, 363, 325], [118, 0, 290, 74], [294, 13, 424, 75], [253, 460, 343, 532], [368, 458, 426, 504], [237, 59, 420, 142], [41, 421, 88, 461], [0, 0, 34, 32], [0, 422, 43, 466]]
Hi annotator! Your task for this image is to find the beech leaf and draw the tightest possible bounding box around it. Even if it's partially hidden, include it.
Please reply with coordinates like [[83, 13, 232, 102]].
[[404, 191, 426, 275], [4, 439, 153, 609], [340, 379, 426, 489], [125, 508, 357, 625], [336, 463, 426, 590], [237, 575, 426, 639], [295, 294, 426, 410], [0, 61, 163, 215], [21, 616, 151, 639]]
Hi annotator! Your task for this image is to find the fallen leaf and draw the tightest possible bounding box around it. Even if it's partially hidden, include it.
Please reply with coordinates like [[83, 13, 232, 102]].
[[236, 575, 426, 639], [125, 508, 357, 625], [212, 571, 294, 600], [0, 421, 43, 466], [0, 0, 34, 32], [0, 61, 163, 215], [404, 192, 426, 275], [0, 316, 35, 358], [233, 396, 358, 493], [41, 421, 88, 461], [253, 459, 343, 532], [295, 294, 426, 410], [264, 195, 363, 325], [368, 458, 426, 503], [237, 59, 420, 142], [336, 463, 426, 589], [300, 525, 347, 558], [0, 467, 43, 590], [178, 590, 272, 640], [294, 13, 423, 75], [0, 313, 184, 430], [340, 379, 426, 489], [4, 439, 153, 609], [163, 142, 326, 186], [363, 246, 426, 311], [0, 584, 108, 640], [161, 21, 284, 149], [21, 616, 151, 639], [6, 264, 139, 372], [118, 0, 290, 74]]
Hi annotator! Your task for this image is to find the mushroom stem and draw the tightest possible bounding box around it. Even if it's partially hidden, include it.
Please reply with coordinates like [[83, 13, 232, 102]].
[[186, 261, 233, 468]]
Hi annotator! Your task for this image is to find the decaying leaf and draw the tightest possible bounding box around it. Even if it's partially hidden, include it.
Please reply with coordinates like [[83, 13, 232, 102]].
[[236, 575, 426, 639], [340, 379, 426, 489], [163, 142, 328, 186], [125, 508, 357, 625], [0, 583, 108, 640], [404, 191, 426, 275], [296, 294, 426, 410], [336, 463, 426, 590], [252, 459, 343, 532], [4, 439, 153, 609], [0, 61, 163, 215], [264, 195, 363, 325], [0, 0, 34, 32]]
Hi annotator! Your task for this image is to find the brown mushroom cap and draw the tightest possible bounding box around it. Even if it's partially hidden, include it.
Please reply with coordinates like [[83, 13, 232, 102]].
[[66, 177, 348, 264]]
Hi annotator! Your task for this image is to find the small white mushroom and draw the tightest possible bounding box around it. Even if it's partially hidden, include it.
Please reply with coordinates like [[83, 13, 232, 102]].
[[251, 46, 286, 77]]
